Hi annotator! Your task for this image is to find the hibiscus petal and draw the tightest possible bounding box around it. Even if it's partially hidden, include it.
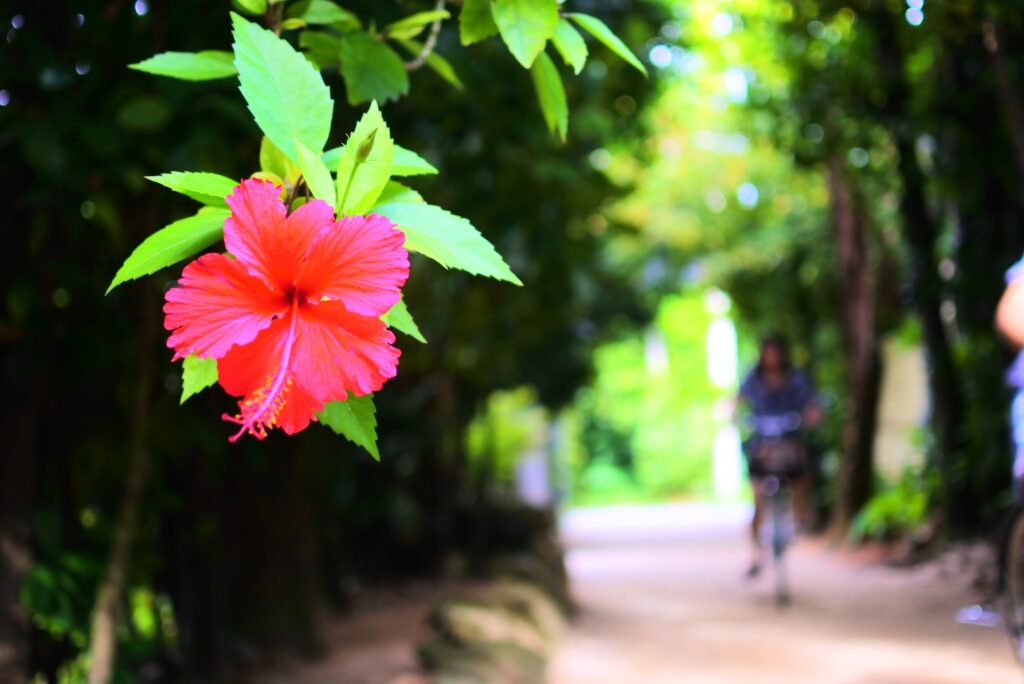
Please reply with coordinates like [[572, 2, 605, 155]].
[[224, 179, 335, 289], [164, 253, 285, 361], [216, 314, 290, 398], [216, 301, 395, 440], [292, 300, 401, 401], [298, 213, 409, 317], [223, 379, 320, 439], [217, 312, 325, 440], [275, 383, 322, 435]]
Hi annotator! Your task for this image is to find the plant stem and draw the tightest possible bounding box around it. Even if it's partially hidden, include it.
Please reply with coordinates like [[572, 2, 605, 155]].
[[405, 0, 446, 72], [337, 155, 362, 215]]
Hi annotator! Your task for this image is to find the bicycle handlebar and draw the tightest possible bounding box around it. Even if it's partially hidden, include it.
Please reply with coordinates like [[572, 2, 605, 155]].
[[749, 412, 803, 437]]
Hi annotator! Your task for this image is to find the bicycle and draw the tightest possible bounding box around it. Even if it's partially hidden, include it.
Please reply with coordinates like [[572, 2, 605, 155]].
[[955, 502, 1024, 664], [1002, 507, 1024, 662], [749, 413, 809, 607]]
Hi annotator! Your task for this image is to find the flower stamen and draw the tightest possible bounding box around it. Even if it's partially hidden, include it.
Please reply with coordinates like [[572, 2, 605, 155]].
[[223, 290, 302, 441]]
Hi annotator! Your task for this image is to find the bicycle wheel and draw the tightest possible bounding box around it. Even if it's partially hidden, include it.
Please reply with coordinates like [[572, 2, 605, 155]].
[[769, 487, 792, 607], [1003, 510, 1024, 662]]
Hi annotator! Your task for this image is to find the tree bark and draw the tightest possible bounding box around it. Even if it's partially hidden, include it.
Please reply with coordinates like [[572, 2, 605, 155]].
[[869, 8, 966, 503], [0, 396, 39, 684], [941, 21, 1023, 525], [86, 303, 156, 684], [227, 442, 325, 657], [982, 17, 1024, 180], [827, 155, 883, 535]]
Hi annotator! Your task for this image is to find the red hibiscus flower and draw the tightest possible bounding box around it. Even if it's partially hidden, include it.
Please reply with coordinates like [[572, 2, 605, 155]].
[[163, 179, 409, 441]]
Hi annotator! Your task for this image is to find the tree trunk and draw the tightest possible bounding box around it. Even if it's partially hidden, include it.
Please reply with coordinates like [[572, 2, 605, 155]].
[[827, 155, 883, 535], [982, 17, 1024, 180], [0, 396, 39, 684], [86, 303, 156, 684], [940, 22, 1023, 526], [868, 8, 967, 506], [227, 442, 325, 657]]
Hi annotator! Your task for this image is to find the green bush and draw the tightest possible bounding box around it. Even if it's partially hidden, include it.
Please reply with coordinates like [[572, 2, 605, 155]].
[[850, 467, 937, 542]]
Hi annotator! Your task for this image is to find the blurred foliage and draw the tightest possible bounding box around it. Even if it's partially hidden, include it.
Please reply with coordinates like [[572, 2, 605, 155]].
[[569, 291, 724, 505], [850, 466, 937, 542], [1, 0, 666, 680], [588, 0, 1024, 529], [7, 0, 1024, 679], [465, 387, 548, 491]]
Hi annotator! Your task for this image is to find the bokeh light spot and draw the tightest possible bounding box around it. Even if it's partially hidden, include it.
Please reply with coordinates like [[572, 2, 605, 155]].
[[649, 45, 672, 69], [737, 183, 759, 208], [705, 189, 727, 213], [805, 123, 824, 143], [848, 147, 869, 168], [588, 148, 612, 170], [710, 13, 733, 37], [52, 288, 71, 309]]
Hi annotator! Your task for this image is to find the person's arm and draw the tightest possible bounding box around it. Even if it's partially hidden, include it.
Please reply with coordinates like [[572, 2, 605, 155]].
[[794, 371, 823, 428], [997, 277, 1024, 347], [734, 372, 753, 424], [803, 399, 823, 428]]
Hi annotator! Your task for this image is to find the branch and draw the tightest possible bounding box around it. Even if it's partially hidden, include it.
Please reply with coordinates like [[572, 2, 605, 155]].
[[265, 1, 285, 36], [982, 18, 1024, 179], [405, 0, 446, 72]]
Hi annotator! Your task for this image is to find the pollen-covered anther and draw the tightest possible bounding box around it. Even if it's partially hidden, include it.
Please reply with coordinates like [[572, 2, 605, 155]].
[[222, 370, 294, 442]]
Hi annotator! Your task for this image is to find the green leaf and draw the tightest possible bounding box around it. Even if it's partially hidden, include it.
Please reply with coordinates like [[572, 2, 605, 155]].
[[384, 10, 451, 40], [317, 395, 380, 459], [373, 201, 521, 284], [339, 30, 410, 105], [299, 30, 342, 70], [383, 298, 426, 343], [287, 0, 359, 26], [281, 18, 307, 30], [181, 354, 218, 404], [335, 102, 394, 215], [530, 52, 568, 141], [392, 146, 439, 176], [460, 0, 499, 45], [231, 12, 334, 163], [146, 171, 238, 207], [568, 13, 647, 77], [235, 0, 268, 15], [129, 51, 237, 81], [107, 209, 230, 293], [323, 144, 436, 177], [395, 38, 464, 90], [320, 146, 343, 169], [376, 181, 423, 205], [259, 136, 300, 184], [295, 139, 337, 207], [552, 18, 587, 75], [492, 0, 558, 68]]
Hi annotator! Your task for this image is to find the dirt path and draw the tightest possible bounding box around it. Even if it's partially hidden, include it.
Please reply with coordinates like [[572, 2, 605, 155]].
[[549, 503, 1021, 684], [256, 583, 440, 684]]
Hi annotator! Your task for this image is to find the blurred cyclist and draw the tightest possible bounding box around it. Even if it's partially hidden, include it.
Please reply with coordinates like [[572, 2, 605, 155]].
[[953, 256, 1024, 629], [736, 333, 823, 578], [997, 260, 1024, 498]]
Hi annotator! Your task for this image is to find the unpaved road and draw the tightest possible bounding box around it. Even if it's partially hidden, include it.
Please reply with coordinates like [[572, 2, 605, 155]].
[[549, 503, 1021, 684]]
